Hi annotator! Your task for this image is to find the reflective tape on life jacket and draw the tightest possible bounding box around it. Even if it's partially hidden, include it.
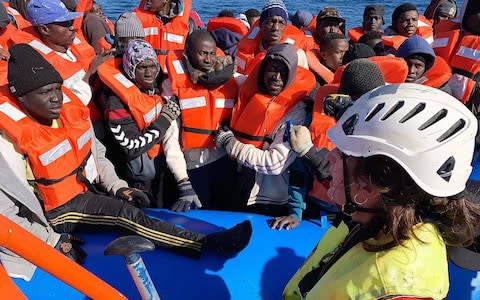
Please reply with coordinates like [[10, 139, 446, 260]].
[[207, 16, 248, 36], [448, 34, 480, 103], [166, 50, 238, 149], [235, 23, 307, 74], [383, 16, 434, 51], [230, 66, 315, 148], [423, 56, 452, 88], [97, 57, 164, 158], [2, 3, 31, 29], [418, 16, 434, 44], [9, 30, 94, 90], [134, 0, 191, 69], [306, 49, 334, 84], [432, 29, 461, 64], [332, 56, 408, 84], [0, 87, 97, 211]]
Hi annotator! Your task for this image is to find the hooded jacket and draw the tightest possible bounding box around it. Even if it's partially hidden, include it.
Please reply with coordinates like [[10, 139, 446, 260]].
[[396, 35, 436, 73], [229, 44, 315, 207]]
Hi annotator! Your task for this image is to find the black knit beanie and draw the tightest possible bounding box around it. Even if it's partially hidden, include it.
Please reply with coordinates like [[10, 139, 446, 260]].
[[8, 44, 63, 97], [339, 58, 385, 97], [392, 3, 417, 27], [342, 43, 376, 64]]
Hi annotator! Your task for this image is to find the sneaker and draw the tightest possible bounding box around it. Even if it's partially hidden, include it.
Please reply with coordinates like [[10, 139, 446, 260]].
[[204, 220, 252, 258]]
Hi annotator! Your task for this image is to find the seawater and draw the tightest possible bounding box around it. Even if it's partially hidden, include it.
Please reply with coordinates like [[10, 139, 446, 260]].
[[97, 0, 464, 31]]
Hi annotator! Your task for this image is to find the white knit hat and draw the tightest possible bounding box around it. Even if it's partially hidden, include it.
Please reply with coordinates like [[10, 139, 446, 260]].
[[115, 12, 145, 38]]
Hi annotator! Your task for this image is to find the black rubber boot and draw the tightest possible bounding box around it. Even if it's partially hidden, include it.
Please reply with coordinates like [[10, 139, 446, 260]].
[[204, 220, 253, 258]]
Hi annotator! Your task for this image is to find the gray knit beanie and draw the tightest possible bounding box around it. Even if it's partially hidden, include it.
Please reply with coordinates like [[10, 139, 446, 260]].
[[115, 12, 145, 38], [339, 58, 385, 97]]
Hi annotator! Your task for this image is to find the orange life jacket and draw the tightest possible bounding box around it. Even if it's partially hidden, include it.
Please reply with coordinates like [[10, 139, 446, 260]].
[[347, 27, 365, 43], [306, 49, 334, 84], [432, 28, 461, 64], [9, 29, 95, 88], [73, 0, 93, 40], [207, 16, 248, 36], [0, 87, 97, 211], [134, 0, 191, 69], [230, 65, 315, 148], [332, 56, 408, 84], [308, 84, 337, 204], [235, 23, 308, 75], [0, 24, 18, 86], [448, 34, 480, 103], [2, 2, 31, 29], [383, 16, 434, 51], [300, 17, 317, 51], [97, 58, 165, 158], [166, 50, 239, 149], [422, 55, 452, 88]]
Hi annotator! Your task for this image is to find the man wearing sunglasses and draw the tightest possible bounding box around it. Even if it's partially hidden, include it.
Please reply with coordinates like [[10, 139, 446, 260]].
[[9, 0, 111, 107]]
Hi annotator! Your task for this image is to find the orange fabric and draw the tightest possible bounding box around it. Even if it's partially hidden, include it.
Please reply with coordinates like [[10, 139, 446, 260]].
[[98, 58, 164, 158], [347, 26, 365, 43], [231, 65, 315, 148], [235, 23, 308, 74], [383, 16, 433, 51], [0, 215, 126, 299], [134, 0, 191, 69], [308, 84, 337, 203], [332, 56, 408, 84], [9, 29, 94, 80], [306, 49, 334, 84], [423, 56, 452, 88], [2, 3, 31, 29], [207, 16, 248, 36], [434, 19, 460, 35], [166, 50, 238, 149], [449, 34, 480, 103], [0, 24, 18, 86], [382, 35, 407, 51], [73, 0, 93, 38], [0, 88, 93, 211], [432, 28, 461, 64]]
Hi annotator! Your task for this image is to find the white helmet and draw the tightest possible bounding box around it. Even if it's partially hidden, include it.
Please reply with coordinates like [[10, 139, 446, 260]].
[[328, 83, 478, 197]]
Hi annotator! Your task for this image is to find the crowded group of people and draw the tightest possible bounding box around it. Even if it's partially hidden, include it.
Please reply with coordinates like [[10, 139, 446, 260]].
[[1, 0, 480, 298]]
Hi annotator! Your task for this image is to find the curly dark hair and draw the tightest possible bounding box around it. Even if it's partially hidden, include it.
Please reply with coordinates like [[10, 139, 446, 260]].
[[353, 155, 480, 251]]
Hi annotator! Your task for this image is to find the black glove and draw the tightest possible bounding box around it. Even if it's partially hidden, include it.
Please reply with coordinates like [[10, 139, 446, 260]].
[[171, 180, 202, 212], [303, 147, 331, 181], [116, 187, 151, 208], [54, 234, 86, 265]]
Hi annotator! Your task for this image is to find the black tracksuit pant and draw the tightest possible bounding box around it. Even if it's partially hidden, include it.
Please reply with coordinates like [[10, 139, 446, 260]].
[[45, 191, 205, 258]]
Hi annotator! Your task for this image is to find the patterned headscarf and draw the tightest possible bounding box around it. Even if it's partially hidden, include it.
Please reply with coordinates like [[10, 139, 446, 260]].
[[122, 39, 159, 80]]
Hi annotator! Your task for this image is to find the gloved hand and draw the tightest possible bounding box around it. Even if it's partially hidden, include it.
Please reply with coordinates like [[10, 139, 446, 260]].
[[160, 99, 181, 123], [116, 187, 151, 208], [289, 125, 313, 157], [54, 234, 87, 264], [171, 179, 202, 212], [214, 126, 236, 154]]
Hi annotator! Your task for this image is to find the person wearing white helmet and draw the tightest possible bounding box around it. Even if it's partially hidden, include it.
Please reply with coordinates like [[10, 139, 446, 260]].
[[283, 83, 480, 300]]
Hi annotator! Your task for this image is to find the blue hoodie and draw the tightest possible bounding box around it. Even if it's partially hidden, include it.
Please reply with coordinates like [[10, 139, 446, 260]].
[[396, 35, 436, 72]]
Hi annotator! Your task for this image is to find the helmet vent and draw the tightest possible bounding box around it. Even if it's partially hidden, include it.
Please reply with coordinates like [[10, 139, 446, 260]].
[[436, 156, 455, 182], [342, 114, 359, 135], [437, 119, 466, 142], [418, 109, 448, 130], [399, 102, 426, 123], [381, 101, 405, 121], [365, 103, 385, 121]]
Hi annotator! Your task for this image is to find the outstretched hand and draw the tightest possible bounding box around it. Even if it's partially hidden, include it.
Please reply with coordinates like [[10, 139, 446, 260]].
[[269, 215, 300, 231]]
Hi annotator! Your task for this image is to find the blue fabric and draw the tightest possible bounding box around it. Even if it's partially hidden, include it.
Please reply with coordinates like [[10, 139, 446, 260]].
[[26, 0, 82, 26], [210, 28, 243, 57], [396, 35, 435, 71]]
